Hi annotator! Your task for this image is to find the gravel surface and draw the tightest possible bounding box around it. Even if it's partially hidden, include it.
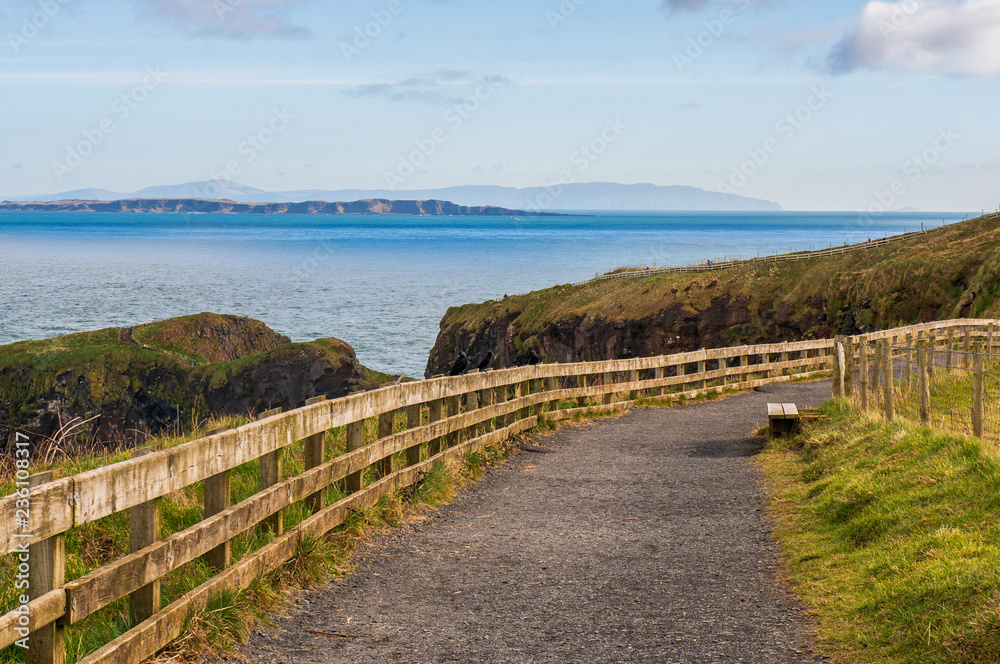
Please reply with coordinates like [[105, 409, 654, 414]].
[[242, 382, 831, 664]]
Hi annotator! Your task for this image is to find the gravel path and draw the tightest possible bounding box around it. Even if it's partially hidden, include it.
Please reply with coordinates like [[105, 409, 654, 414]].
[[242, 382, 831, 664]]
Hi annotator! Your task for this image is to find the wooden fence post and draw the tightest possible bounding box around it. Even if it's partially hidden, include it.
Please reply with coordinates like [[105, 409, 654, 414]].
[[446, 395, 462, 449], [844, 339, 855, 397], [603, 372, 613, 405], [480, 384, 494, 433], [881, 339, 894, 422], [628, 369, 639, 401], [406, 404, 422, 466], [547, 376, 560, 413], [129, 446, 160, 625], [466, 385, 479, 439], [653, 366, 663, 397], [27, 470, 65, 664], [519, 380, 531, 419], [202, 426, 232, 571], [577, 374, 588, 407], [741, 353, 749, 385], [428, 398, 444, 455], [696, 360, 706, 392], [947, 327, 954, 370], [963, 327, 971, 369], [871, 341, 882, 396], [258, 407, 283, 535], [974, 342, 985, 438], [345, 420, 365, 494], [376, 411, 394, 479], [904, 334, 913, 390], [860, 337, 869, 411], [501, 383, 515, 427], [989, 323, 995, 354], [834, 340, 845, 398], [303, 395, 327, 513], [918, 342, 931, 424]]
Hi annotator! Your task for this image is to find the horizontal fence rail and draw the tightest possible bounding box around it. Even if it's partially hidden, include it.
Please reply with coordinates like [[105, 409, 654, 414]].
[[4, 317, 996, 664]]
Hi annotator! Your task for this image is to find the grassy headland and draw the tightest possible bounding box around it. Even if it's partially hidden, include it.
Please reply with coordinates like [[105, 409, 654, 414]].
[[0, 313, 390, 449], [427, 214, 1000, 375]]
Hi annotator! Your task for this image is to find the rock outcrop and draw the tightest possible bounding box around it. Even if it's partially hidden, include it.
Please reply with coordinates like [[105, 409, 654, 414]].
[[0, 314, 374, 446]]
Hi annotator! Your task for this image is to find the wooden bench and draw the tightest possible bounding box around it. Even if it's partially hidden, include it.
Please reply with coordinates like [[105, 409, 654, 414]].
[[767, 403, 800, 437]]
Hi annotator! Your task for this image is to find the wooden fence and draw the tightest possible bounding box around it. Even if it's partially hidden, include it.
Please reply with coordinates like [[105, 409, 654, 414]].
[[831, 320, 1000, 439], [1, 318, 994, 664]]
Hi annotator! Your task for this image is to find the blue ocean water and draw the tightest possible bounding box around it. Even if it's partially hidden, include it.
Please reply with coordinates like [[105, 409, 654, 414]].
[[0, 210, 971, 376]]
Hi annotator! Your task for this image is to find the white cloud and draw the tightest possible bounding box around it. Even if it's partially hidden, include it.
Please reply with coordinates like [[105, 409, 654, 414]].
[[136, 0, 311, 39], [831, 0, 1000, 76]]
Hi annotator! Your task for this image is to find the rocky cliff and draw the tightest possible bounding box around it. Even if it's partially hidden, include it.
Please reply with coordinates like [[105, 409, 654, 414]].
[[0, 314, 380, 446], [426, 214, 1000, 376], [0, 198, 560, 217]]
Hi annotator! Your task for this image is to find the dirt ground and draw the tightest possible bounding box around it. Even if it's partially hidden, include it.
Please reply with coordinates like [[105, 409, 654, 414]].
[[240, 382, 831, 664]]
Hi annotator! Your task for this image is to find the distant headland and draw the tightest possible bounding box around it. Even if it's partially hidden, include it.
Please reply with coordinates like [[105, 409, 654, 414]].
[[0, 198, 569, 216]]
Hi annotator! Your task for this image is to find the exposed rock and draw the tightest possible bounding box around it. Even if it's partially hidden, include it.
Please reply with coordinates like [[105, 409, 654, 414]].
[[0, 315, 369, 447]]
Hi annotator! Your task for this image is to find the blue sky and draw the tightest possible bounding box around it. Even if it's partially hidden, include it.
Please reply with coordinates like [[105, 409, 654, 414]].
[[1, 0, 998, 210]]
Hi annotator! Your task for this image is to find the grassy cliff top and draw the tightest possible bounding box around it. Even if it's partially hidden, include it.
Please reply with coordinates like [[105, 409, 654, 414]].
[[442, 214, 1000, 337], [0, 313, 291, 368]]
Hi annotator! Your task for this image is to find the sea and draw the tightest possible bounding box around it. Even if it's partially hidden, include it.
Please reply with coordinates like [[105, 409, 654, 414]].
[[0, 210, 972, 377]]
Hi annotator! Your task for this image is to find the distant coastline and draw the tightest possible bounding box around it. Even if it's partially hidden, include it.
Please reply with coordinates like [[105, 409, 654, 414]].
[[0, 197, 573, 217]]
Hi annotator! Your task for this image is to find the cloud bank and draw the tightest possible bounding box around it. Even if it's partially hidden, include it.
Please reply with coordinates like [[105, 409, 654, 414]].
[[136, 0, 310, 39], [661, 0, 713, 11], [831, 0, 1000, 75], [342, 71, 512, 105]]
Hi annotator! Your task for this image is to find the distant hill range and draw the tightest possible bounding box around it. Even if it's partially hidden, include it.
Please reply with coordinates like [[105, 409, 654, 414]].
[[0, 198, 559, 217], [3, 181, 783, 211]]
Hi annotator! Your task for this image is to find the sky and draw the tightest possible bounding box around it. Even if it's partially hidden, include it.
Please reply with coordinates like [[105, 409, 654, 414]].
[[1, 0, 998, 211]]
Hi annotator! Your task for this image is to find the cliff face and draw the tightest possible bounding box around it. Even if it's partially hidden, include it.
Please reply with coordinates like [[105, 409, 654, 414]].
[[426, 215, 1000, 376], [0, 198, 551, 217], [0, 315, 370, 445]]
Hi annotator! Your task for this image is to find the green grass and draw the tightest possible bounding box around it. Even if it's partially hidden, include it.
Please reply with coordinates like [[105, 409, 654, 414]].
[[761, 399, 1000, 663]]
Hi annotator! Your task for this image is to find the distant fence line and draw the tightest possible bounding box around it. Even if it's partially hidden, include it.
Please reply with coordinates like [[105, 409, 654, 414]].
[[575, 212, 998, 287], [3, 318, 996, 664]]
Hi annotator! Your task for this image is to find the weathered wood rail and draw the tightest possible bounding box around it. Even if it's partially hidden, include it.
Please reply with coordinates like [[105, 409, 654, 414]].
[[3, 318, 996, 664], [575, 213, 998, 286]]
